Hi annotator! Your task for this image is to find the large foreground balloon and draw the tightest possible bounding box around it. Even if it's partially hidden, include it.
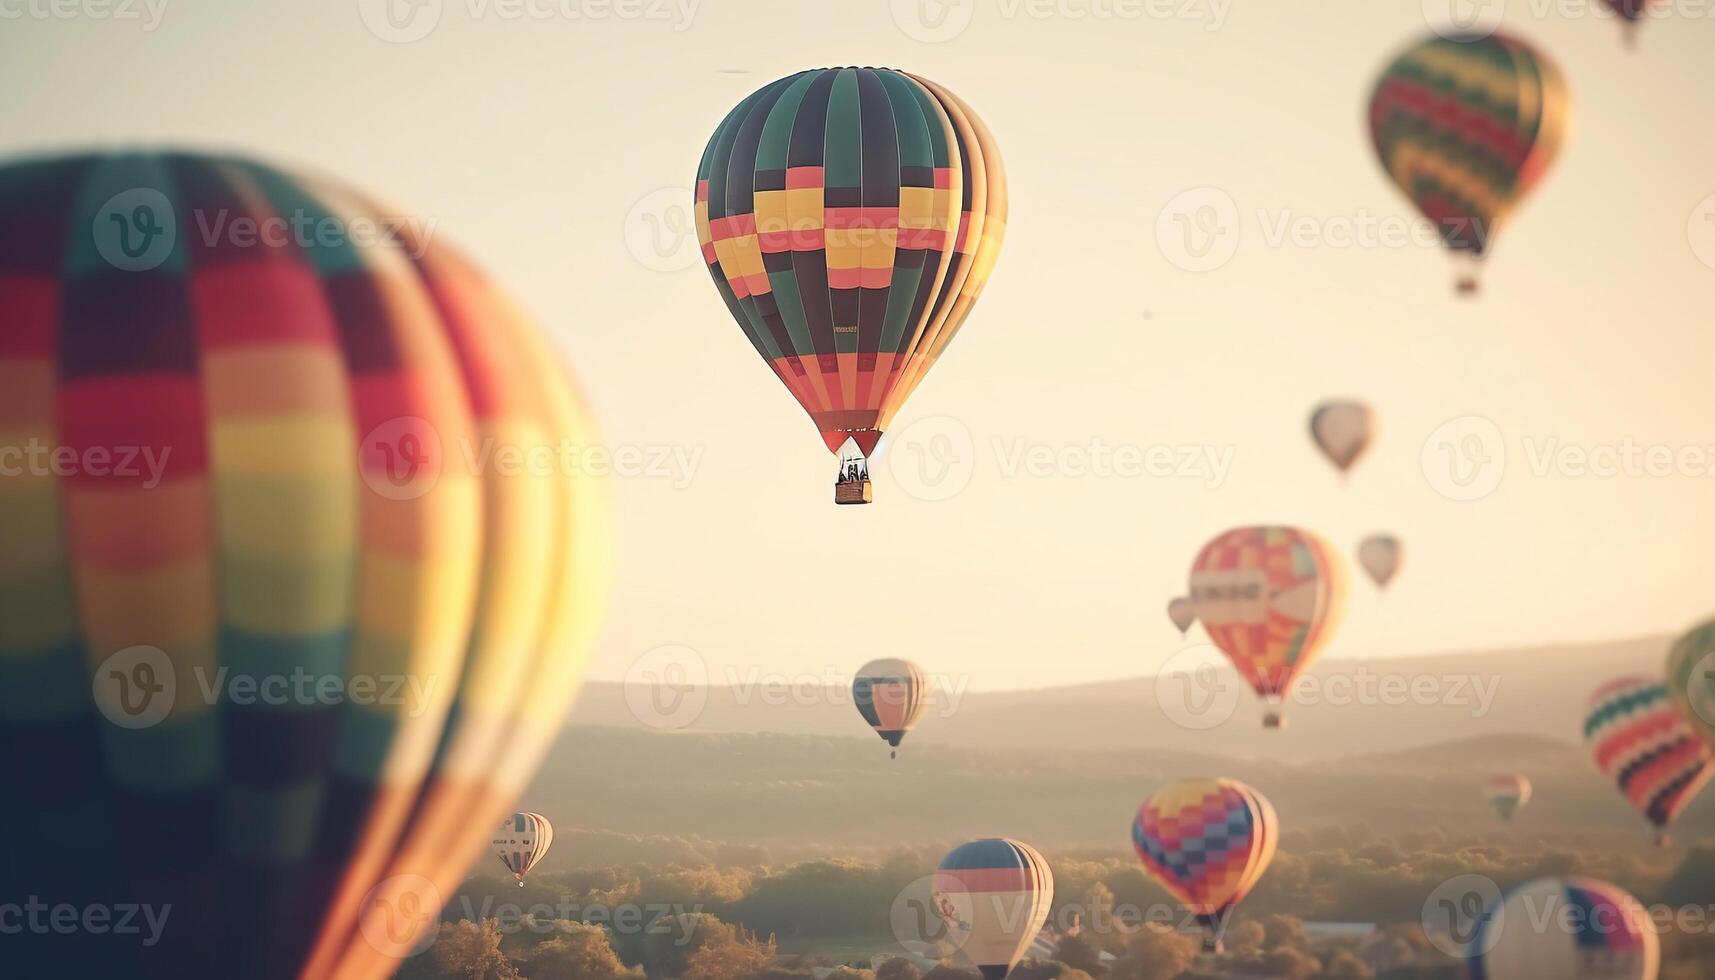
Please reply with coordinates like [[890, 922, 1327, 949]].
[[1584, 677, 1713, 846], [1466, 877, 1659, 980], [1663, 617, 1715, 750], [852, 657, 927, 759], [933, 838, 1054, 979], [696, 68, 1006, 503], [0, 152, 610, 980], [1484, 775, 1532, 822], [1358, 534, 1403, 589], [1309, 400, 1373, 475], [1189, 527, 1348, 727], [492, 812, 554, 887], [1132, 779, 1276, 952], [1368, 32, 1568, 294]]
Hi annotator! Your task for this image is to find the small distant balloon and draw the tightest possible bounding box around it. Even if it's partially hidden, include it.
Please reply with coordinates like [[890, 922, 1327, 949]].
[[1467, 877, 1659, 980], [1167, 597, 1197, 637], [1484, 774, 1532, 822], [1585, 678, 1713, 846], [1357, 535, 1402, 589], [492, 812, 554, 887], [1309, 400, 1373, 475], [852, 658, 928, 759]]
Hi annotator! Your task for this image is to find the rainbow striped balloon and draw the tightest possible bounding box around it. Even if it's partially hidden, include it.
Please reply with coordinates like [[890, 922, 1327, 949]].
[[491, 811, 554, 886], [1467, 877, 1659, 980], [1132, 778, 1277, 952], [0, 152, 609, 979], [1584, 677, 1712, 846], [933, 838, 1054, 980], [696, 68, 1005, 501]]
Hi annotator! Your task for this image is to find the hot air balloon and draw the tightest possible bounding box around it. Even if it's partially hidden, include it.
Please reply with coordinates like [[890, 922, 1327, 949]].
[[1663, 617, 1715, 749], [1357, 534, 1402, 589], [492, 811, 554, 887], [1368, 32, 1568, 295], [0, 152, 610, 980], [1309, 400, 1373, 476], [695, 68, 1006, 504], [1132, 778, 1276, 953], [852, 657, 927, 759], [1484, 774, 1532, 822], [1167, 597, 1196, 637], [933, 838, 1054, 980], [1466, 877, 1659, 980], [1584, 677, 1713, 846], [1605, 1, 1652, 48], [1189, 527, 1348, 728]]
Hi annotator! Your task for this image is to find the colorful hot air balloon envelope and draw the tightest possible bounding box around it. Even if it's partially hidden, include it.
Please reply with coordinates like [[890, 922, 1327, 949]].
[[1167, 596, 1196, 637], [1368, 32, 1568, 295], [852, 657, 927, 759], [492, 811, 554, 887], [1357, 534, 1403, 589], [1584, 677, 1713, 846], [1663, 617, 1715, 750], [1484, 774, 1532, 822], [1309, 400, 1373, 475], [1189, 527, 1348, 728], [695, 67, 1006, 504], [1132, 778, 1277, 953], [933, 838, 1054, 980], [0, 152, 609, 980], [1466, 877, 1659, 980]]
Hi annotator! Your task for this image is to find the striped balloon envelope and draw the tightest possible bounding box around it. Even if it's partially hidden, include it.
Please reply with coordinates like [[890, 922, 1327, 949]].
[[1663, 617, 1715, 751], [1584, 677, 1713, 846], [1368, 32, 1568, 294], [1484, 775, 1532, 822], [1131, 778, 1277, 952], [491, 811, 554, 886], [852, 657, 927, 759], [1189, 527, 1348, 728], [1467, 877, 1659, 980], [695, 67, 1006, 503], [0, 152, 610, 980], [932, 838, 1054, 980]]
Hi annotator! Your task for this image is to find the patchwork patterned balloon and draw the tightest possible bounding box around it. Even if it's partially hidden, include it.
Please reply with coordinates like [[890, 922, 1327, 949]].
[[696, 68, 1006, 502], [1467, 877, 1659, 980], [852, 657, 927, 759], [1368, 32, 1568, 294], [0, 152, 610, 980], [1189, 527, 1348, 727], [933, 838, 1054, 980], [1131, 778, 1277, 952], [491, 811, 554, 886], [1584, 677, 1713, 846], [1663, 617, 1715, 750], [1484, 774, 1532, 822]]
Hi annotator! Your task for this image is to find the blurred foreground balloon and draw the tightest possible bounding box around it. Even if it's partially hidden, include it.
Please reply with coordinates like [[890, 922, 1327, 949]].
[[1132, 778, 1276, 953], [1663, 617, 1715, 750], [1167, 596, 1196, 637], [1484, 774, 1532, 822], [1466, 877, 1659, 980], [852, 657, 927, 759], [1189, 527, 1348, 727], [933, 838, 1054, 979], [1309, 400, 1373, 476], [0, 151, 610, 979], [1357, 534, 1403, 589], [1368, 32, 1567, 295], [1584, 677, 1713, 846], [696, 68, 1006, 504], [491, 811, 554, 887]]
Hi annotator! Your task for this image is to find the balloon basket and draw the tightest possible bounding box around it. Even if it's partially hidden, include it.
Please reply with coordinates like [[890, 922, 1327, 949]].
[[835, 478, 873, 505], [1455, 275, 1480, 297], [1202, 937, 1223, 954], [1262, 711, 1285, 730]]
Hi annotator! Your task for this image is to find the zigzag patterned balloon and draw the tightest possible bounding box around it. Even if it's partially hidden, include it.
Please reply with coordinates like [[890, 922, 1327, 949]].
[[1584, 677, 1713, 846]]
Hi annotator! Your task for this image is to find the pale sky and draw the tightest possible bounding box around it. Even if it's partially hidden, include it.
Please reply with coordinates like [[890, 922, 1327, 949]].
[[7, 1, 1715, 691]]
